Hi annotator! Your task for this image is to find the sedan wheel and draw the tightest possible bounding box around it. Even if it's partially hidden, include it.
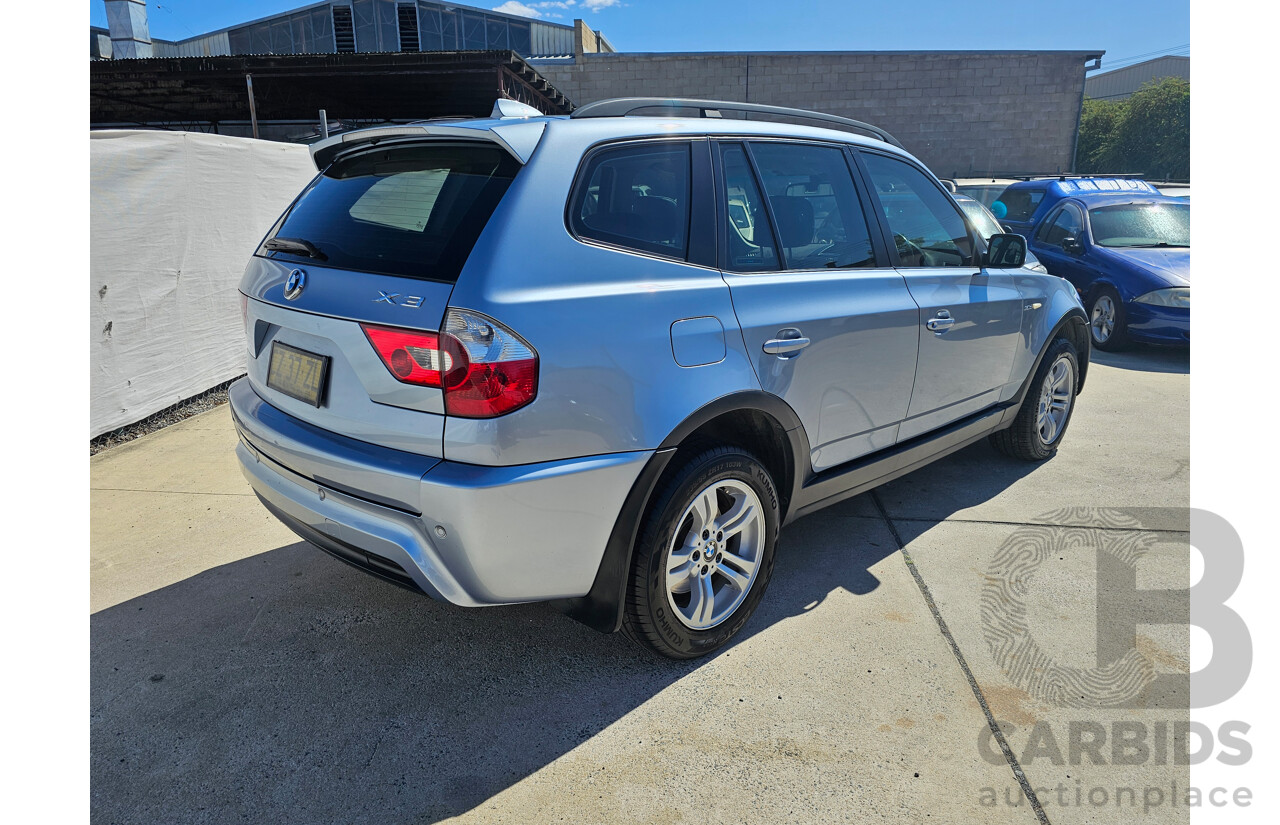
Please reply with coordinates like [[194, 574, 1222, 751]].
[[1090, 294, 1116, 344], [1088, 286, 1130, 351]]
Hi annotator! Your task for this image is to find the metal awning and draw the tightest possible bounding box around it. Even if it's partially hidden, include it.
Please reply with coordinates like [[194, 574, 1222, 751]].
[[90, 51, 574, 128]]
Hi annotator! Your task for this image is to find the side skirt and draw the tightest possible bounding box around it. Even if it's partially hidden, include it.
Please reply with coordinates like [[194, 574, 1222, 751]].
[[785, 401, 1015, 523]]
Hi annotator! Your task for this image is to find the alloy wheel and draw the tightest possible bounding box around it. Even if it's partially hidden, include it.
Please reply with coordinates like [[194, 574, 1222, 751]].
[[664, 480, 766, 631], [1035, 355, 1075, 445], [1091, 295, 1116, 344]]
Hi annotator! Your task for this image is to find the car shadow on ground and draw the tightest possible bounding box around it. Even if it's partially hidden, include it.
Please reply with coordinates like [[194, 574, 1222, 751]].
[[90, 447, 1040, 823], [1089, 344, 1189, 374]]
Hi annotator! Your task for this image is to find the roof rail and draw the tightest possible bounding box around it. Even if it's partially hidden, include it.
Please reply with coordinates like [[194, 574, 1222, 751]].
[[1013, 173, 1147, 181], [569, 97, 904, 150]]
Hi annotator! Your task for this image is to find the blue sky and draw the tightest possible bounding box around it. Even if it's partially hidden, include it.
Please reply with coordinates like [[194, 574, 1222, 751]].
[[90, 1, 1190, 72]]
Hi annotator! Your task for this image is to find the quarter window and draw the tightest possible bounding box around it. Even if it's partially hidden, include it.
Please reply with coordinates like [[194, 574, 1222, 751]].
[[862, 153, 975, 267], [747, 142, 877, 270], [571, 143, 691, 259]]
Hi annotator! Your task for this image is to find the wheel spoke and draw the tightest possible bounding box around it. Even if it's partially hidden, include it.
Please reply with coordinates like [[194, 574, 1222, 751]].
[[690, 488, 718, 534], [717, 494, 757, 540], [667, 542, 696, 591], [685, 574, 715, 625], [718, 551, 756, 592]]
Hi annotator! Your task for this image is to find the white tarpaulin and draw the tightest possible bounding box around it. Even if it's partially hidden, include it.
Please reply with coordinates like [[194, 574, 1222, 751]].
[[90, 130, 317, 437]]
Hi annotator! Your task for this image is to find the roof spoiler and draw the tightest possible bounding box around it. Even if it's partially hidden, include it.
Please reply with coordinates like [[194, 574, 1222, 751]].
[[570, 97, 905, 150], [309, 117, 546, 171]]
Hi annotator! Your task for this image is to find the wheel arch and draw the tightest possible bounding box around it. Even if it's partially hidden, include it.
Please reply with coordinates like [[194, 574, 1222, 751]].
[[556, 391, 808, 633], [1014, 308, 1090, 414]]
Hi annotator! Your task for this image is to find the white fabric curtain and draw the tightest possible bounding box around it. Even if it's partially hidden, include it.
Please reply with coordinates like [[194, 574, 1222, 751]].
[[90, 131, 317, 437]]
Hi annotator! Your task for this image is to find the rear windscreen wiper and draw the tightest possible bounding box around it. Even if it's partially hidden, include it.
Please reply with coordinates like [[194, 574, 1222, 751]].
[[264, 236, 328, 260]]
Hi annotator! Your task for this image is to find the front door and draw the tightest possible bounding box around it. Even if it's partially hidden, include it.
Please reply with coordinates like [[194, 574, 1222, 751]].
[[1029, 202, 1095, 292], [716, 140, 920, 473], [858, 151, 1025, 441]]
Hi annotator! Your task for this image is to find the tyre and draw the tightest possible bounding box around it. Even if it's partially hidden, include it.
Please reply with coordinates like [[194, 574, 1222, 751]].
[[622, 446, 780, 659], [1088, 285, 1130, 351], [990, 338, 1079, 462]]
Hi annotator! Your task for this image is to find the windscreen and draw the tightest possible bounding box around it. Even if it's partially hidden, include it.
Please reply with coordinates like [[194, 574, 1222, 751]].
[[259, 142, 520, 282], [958, 200, 1004, 240], [1088, 202, 1190, 248]]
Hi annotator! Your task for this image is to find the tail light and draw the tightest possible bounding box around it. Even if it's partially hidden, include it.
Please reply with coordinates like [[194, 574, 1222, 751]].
[[361, 309, 537, 418]]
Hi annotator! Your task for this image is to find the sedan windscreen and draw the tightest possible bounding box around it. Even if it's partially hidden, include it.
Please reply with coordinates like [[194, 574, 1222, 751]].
[[1089, 202, 1190, 248]]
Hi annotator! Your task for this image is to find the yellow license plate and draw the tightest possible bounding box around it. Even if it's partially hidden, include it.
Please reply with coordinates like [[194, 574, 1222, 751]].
[[266, 343, 330, 407]]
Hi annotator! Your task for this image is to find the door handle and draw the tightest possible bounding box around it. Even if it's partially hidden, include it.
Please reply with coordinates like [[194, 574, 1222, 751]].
[[763, 328, 811, 357], [926, 310, 955, 333]]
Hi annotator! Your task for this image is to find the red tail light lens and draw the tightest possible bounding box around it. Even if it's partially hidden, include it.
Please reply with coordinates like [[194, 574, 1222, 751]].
[[361, 324, 445, 387], [441, 310, 538, 418], [361, 311, 537, 418]]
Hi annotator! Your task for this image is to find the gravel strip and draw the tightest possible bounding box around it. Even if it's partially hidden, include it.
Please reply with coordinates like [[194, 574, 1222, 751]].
[[90, 376, 245, 456]]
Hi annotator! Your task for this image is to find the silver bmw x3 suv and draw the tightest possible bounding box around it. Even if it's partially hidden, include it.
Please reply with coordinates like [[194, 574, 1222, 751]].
[[231, 97, 1089, 659]]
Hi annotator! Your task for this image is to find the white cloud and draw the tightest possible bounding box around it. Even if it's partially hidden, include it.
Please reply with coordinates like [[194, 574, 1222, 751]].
[[582, 0, 620, 9], [493, 2, 543, 17]]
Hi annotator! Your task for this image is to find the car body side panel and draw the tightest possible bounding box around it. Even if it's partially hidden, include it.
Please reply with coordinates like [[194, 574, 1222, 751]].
[[725, 268, 919, 472], [895, 267, 1025, 440], [443, 124, 761, 466], [1009, 273, 1090, 389]]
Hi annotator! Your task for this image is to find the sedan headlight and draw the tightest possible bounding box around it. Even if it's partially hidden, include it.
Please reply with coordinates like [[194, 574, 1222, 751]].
[[1134, 288, 1190, 308]]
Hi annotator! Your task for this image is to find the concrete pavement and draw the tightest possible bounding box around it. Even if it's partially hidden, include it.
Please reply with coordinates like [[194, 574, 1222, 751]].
[[90, 345, 1190, 824]]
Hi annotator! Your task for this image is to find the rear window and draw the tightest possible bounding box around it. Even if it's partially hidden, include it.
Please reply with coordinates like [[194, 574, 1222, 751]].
[[260, 143, 519, 282], [996, 187, 1045, 222]]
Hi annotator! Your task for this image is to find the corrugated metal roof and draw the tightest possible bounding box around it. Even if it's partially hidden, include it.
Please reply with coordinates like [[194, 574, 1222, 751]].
[[1085, 55, 1189, 100]]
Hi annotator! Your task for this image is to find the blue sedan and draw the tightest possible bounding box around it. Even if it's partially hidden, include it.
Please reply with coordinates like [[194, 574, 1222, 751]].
[[1026, 194, 1189, 350]]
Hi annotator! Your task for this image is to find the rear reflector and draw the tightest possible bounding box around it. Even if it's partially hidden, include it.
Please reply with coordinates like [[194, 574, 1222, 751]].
[[361, 310, 537, 418]]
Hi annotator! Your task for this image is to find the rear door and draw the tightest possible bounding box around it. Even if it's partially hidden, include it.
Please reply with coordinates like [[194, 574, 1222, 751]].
[[856, 150, 1024, 441], [717, 140, 919, 472], [240, 140, 521, 457]]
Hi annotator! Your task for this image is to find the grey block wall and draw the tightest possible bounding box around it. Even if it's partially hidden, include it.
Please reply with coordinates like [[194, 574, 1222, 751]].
[[533, 51, 1099, 177]]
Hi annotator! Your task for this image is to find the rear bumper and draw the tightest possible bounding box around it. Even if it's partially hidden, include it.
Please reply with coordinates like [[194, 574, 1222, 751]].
[[1127, 302, 1189, 346], [230, 379, 651, 606]]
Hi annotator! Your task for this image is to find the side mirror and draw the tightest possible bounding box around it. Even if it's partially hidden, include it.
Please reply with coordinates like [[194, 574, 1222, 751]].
[[1061, 236, 1083, 254], [984, 233, 1027, 268]]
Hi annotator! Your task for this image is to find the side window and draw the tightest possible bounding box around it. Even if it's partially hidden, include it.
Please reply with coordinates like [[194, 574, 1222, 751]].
[[571, 142, 691, 259], [997, 188, 1045, 222], [718, 143, 779, 271], [746, 142, 878, 270], [1040, 204, 1083, 246], [862, 153, 975, 267]]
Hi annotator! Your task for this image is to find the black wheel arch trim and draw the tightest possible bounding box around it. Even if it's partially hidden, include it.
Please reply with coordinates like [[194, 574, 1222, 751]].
[[557, 391, 809, 633], [1016, 308, 1090, 409]]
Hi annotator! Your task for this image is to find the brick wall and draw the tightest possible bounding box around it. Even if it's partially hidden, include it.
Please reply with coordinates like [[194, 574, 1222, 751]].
[[533, 51, 1097, 177]]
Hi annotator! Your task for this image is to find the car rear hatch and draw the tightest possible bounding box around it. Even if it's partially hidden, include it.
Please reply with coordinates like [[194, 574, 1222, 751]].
[[239, 131, 532, 465]]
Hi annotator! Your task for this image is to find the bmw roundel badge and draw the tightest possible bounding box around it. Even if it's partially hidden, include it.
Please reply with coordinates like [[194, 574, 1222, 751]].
[[284, 268, 307, 300]]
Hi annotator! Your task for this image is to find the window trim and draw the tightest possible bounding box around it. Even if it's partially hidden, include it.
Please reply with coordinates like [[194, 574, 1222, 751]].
[[564, 137, 701, 265], [852, 147, 980, 270]]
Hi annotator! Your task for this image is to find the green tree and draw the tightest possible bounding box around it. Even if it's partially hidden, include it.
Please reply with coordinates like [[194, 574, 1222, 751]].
[[1077, 77, 1189, 180]]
